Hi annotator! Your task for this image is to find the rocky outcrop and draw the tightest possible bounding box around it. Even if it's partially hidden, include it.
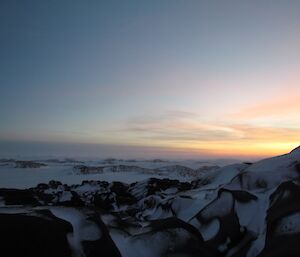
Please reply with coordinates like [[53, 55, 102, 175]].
[[73, 165, 105, 174], [0, 207, 122, 257], [15, 161, 47, 168]]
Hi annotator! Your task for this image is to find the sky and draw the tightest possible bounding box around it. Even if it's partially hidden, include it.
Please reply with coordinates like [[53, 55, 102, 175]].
[[1, 0, 300, 159]]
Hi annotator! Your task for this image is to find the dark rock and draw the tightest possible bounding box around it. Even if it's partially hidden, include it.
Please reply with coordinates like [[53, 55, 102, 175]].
[[145, 178, 192, 196], [82, 212, 122, 257], [0, 211, 72, 257], [258, 181, 300, 257], [48, 180, 62, 189], [0, 208, 123, 257], [294, 162, 300, 175], [57, 191, 85, 207], [93, 193, 114, 210], [15, 161, 47, 168], [257, 234, 300, 257], [74, 165, 104, 174], [196, 165, 220, 173], [36, 183, 50, 190], [0, 189, 40, 205], [268, 181, 300, 225]]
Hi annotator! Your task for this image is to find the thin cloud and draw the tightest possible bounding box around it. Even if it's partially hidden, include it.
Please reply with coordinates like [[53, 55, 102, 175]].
[[119, 111, 300, 156], [232, 95, 300, 119]]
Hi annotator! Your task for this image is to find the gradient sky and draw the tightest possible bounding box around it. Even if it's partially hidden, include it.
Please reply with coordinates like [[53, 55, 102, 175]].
[[1, 1, 300, 158]]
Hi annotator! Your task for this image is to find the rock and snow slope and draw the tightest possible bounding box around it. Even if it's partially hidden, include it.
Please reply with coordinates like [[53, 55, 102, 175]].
[[0, 147, 300, 257]]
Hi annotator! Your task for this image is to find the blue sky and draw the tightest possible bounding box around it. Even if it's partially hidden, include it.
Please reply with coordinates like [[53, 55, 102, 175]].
[[1, 1, 300, 158]]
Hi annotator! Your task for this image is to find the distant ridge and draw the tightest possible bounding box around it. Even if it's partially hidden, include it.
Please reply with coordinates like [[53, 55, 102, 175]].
[[290, 145, 300, 153]]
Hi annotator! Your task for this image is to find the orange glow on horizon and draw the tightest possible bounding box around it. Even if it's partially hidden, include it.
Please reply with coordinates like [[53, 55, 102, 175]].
[[139, 141, 298, 158]]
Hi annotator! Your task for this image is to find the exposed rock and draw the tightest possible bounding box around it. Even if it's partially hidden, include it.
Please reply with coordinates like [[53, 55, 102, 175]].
[[74, 165, 104, 174], [0, 188, 39, 205], [196, 165, 220, 173], [0, 208, 122, 257], [15, 161, 47, 168], [0, 210, 72, 257]]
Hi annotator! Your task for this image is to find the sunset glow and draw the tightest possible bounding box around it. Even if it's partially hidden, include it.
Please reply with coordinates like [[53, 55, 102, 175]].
[[1, 1, 300, 158]]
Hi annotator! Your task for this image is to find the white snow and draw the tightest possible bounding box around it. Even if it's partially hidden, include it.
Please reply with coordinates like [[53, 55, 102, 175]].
[[59, 191, 73, 202], [0, 165, 155, 188], [50, 207, 101, 257], [201, 191, 234, 219], [245, 189, 276, 257], [200, 218, 220, 241], [110, 228, 191, 257], [0, 158, 241, 189]]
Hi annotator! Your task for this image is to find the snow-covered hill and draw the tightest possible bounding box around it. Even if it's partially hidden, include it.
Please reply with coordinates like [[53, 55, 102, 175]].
[[0, 148, 299, 257], [0, 158, 228, 188]]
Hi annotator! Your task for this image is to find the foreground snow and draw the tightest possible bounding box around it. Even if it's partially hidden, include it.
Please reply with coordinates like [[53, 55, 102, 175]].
[[0, 148, 300, 257]]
